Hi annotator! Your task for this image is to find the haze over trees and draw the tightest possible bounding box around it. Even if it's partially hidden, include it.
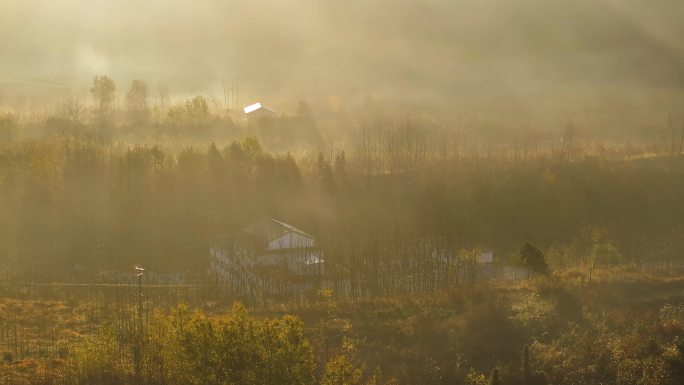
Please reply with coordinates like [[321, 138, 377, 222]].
[[1, 69, 684, 384], [1, 0, 684, 384]]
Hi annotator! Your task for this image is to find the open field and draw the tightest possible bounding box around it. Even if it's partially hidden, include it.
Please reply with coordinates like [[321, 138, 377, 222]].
[[2, 267, 684, 384]]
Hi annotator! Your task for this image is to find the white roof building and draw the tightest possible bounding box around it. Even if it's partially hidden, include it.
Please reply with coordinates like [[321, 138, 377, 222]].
[[243, 102, 277, 119], [210, 217, 324, 281]]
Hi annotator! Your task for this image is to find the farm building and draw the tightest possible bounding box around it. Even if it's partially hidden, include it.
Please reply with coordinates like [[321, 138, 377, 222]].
[[210, 217, 325, 299], [477, 250, 494, 278], [243, 102, 277, 120]]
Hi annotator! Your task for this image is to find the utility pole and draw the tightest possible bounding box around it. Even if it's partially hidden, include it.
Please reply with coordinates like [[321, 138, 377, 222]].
[[133, 265, 145, 385], [135, 265, 144, 327]]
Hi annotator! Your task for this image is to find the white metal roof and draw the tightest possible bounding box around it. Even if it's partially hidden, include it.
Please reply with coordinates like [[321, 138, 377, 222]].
[[269, 217, 315, 239], [242, 217, 315, 245], [243, 102, 262, 114]]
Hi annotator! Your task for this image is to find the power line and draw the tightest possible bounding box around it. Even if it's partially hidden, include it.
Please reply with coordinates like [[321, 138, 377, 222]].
[[0, 78, 78, 90]]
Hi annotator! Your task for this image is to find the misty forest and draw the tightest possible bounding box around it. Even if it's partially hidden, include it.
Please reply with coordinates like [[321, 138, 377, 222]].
[[2, 1, 684, 384]]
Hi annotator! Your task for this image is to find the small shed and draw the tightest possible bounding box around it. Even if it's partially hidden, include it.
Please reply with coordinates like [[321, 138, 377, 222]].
[[243, 102, 277, 120], [477, 250, 494, 264], [477, 250, 494, 278]]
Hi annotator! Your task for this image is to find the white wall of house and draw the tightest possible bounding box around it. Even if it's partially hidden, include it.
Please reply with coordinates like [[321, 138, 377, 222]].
[[478, 251, 494, 264]]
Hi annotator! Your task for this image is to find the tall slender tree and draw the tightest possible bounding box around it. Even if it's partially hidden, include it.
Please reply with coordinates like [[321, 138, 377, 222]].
[[90, 75, 116, 114]]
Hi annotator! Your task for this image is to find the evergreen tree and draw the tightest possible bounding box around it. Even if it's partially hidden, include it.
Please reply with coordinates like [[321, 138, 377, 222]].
[[518, 242, 550, 275], [489, 368, 501, 385]]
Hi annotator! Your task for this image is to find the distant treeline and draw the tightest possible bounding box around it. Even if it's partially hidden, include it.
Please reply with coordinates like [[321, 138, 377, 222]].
[[1, 129, 683, 278]]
